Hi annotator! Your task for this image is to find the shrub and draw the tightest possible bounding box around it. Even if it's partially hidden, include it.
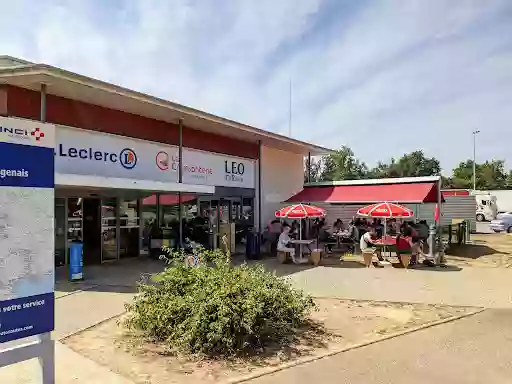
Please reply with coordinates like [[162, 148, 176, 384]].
[[123, 246, 315, 356]]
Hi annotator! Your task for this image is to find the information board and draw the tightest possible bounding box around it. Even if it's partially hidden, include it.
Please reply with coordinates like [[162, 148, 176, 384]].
[[0, 117, 55, 343]]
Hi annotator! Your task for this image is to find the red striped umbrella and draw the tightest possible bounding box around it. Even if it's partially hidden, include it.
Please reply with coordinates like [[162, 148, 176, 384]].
[[357, 202, 413, 218], [275, 203, 326, 219]]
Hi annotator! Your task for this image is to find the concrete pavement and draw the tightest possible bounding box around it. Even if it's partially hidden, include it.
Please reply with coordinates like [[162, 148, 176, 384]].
[[1, 273, 137, 384], [260, 258, 512, 308], [0, 342, 134, 384], [2, 255, 512, 383], [249, 309, 512, 384]]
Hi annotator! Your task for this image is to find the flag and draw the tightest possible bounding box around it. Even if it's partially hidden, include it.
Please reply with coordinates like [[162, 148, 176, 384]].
[[434, 204, 440, 221]]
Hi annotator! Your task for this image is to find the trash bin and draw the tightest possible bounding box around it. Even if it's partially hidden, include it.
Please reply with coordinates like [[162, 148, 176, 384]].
[[246, 231, 261, 259], [69, 241, 84, 281]]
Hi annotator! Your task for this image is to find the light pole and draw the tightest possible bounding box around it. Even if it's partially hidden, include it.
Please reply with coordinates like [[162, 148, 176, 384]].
[[472, 130, 480, 190]]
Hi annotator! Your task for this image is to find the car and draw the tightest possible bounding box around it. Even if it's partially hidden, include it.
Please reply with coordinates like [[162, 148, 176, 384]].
[[489, 212, 512, 233]]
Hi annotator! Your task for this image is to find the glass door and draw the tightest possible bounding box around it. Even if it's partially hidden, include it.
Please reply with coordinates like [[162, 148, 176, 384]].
[[101, 198, 118, 262], [55, 198, 67, 266], [218, 199, 232, 252], [119, 199, 140, 258], [67, 198, 84, 263]]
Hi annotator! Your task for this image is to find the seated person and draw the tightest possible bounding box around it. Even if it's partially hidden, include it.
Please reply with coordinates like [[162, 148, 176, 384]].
[[277, 224, 296, 262], [416, 220, 430, 240], [396, 232, 412, 253], [360, 229, 381, 265], [402, 227, 423, 265], [333, 219, 344, 232], [387, 218, 398, 235], [319, 225, 336, 253]]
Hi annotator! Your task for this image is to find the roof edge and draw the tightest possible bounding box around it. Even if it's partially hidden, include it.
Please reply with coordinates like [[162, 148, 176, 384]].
[[305, 176, 441, 187], [0, 61, 331, 154]]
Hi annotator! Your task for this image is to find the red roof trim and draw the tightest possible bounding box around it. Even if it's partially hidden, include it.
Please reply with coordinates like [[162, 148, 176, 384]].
[[286, 182, 444, 204]]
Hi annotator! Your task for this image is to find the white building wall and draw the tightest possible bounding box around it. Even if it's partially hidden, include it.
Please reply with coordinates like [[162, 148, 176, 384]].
[[259, 145, 304, 229]]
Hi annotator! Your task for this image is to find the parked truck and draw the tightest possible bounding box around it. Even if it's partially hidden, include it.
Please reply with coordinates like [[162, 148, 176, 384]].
[[471, 191, 498, 222]]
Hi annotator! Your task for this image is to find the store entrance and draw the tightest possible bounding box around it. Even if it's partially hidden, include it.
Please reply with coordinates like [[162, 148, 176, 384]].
[[56, 195, 142, 267], [82, 198, 102, 265]]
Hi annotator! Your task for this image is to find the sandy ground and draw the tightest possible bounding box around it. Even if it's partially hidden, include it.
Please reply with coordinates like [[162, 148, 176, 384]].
[[445, 233, 512, 268], [63, 298, 476, 384]]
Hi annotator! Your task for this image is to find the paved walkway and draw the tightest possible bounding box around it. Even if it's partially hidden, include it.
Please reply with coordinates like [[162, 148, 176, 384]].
[[250, 309, 512, 384], [260, 257, 512, 308], [1, 265, 140, 384], [2, 256, 512, 383]]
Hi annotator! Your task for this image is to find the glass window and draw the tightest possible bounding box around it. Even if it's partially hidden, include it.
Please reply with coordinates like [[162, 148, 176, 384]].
[[242, 198, 254, 225], [101, 198, 118, 262], [55, 198, 66, 266], [159, 194, 180, 249], [140, 194, 158, 252], [119, 199, 140, 258], [67, 198, 82, 242]]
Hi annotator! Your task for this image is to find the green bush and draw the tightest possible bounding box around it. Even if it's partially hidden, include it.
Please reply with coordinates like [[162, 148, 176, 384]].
[[123, 247, 315, 356]]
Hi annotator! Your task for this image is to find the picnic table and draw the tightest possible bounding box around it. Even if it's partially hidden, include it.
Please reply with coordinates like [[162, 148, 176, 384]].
[[373, 235, 397, 247], [333, 230, 351, 249], [372, 235, 414, 268], [289, 239, 314, 263]]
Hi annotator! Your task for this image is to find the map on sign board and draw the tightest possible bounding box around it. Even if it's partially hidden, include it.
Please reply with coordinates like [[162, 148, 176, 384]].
[[0, 188, 54, 301], [0, 116, 55, 343]]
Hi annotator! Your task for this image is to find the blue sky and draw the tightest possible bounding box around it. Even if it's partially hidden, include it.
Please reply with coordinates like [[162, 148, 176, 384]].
[[1, 0, 512, 173]]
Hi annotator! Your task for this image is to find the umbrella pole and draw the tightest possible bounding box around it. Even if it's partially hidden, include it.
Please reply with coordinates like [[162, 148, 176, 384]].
[[299, 220, 302, 263], [384, 219, 387, 258]]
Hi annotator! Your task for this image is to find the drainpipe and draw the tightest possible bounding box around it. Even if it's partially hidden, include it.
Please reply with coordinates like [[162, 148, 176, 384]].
[[178, 119, 183, 249], [436, 176, 444, 264], [307, 151, 311, 184], [258, 140, 262, 235]]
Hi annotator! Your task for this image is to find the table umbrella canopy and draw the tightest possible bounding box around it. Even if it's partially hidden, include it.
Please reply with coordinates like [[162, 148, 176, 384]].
[[275, 203, 326, 219], [357, 202, 413, 218]]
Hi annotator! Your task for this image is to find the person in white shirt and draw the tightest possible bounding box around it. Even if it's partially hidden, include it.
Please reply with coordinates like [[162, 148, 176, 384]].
[[277, 224, 296, 263], [360, 229, 378, 267]]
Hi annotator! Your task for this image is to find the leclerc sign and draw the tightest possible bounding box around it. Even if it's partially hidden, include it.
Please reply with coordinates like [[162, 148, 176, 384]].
[[0, 116, 55, 343], [55, 126, 256, 189]]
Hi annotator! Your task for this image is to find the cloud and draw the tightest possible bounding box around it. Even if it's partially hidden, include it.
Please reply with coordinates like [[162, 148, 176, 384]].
[[1, 0, 511, 172]]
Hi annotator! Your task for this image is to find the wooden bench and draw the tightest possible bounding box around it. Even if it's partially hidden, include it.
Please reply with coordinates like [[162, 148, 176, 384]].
[[396, 250, 412, 269], [309, 249, 323, 266], [277, 250, 293, 264]]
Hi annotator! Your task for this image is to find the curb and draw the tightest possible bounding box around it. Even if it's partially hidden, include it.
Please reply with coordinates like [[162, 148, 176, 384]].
[[55, 284, 101, 299], [225, 307, 486, 384], [58, 311, 127, 341]]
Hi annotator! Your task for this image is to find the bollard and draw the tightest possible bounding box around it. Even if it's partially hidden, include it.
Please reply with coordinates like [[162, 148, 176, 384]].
[[427, 224, 436, 262]]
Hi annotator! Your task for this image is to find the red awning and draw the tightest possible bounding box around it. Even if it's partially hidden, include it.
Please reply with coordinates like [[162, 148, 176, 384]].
[[286, 182, 444, 204]]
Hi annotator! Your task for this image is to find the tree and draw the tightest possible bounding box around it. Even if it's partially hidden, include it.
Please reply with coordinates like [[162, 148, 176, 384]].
[[370, 150, 441, 178], [320, 146, 369, 181], [304, 157, 321, 183], [452, 159, 508, 190]]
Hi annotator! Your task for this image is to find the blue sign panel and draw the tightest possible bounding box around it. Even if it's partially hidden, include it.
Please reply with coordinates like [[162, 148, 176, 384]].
[[0, 116, 56, 344], [0, 292, 55, 343], [0, 142, 54, 188], [69, 242, 84, 281]]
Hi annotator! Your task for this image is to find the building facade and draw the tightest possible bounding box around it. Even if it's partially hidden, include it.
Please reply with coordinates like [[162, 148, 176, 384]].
[[0, 56, 328, 266]]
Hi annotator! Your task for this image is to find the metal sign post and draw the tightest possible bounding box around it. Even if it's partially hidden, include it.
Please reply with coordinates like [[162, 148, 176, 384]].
[[0, 116, 56, 383]]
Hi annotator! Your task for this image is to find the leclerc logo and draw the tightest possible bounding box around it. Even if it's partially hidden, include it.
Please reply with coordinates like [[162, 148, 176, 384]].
[[58, 144, 138, 170], [120, 148, 137, 169]]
